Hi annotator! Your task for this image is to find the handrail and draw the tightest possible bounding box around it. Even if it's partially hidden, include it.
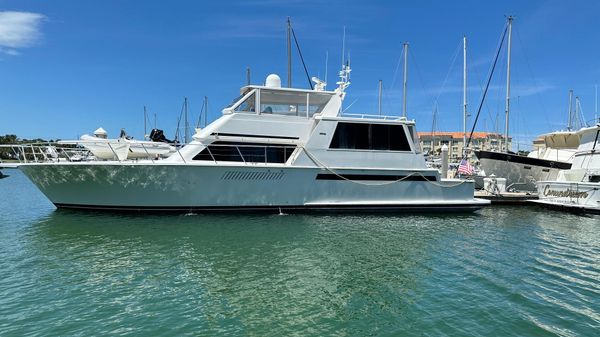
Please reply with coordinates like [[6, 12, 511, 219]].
[[341, 113, 409, 121], [0, 143, 96, 163]]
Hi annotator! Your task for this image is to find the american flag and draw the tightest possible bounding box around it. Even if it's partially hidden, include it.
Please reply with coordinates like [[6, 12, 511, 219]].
[[458, 158, 474, 175]]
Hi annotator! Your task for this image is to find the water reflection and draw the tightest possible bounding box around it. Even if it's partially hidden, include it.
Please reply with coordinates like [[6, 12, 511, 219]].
[[20, 210, 479, 335]]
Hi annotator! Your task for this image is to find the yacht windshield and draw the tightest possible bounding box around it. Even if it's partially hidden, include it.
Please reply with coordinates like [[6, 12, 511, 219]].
[[407, 125, 421, 153], [225, 94, 245, 108], [234, 92, 256, 113], [259, 90, 331, 117]]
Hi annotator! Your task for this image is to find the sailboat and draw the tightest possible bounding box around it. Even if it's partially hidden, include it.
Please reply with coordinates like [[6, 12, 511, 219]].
[[474, 17, 579, 192]]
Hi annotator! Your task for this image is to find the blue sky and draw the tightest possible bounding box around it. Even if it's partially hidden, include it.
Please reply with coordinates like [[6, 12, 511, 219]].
[[1, 0, 599, 149]]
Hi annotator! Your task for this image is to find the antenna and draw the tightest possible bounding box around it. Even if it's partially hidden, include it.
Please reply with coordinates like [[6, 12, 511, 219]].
[[341, 26, 346, 67], [595, 84, 598, 123], [246, 67, 251, 85], [336, 27, 351, 95]]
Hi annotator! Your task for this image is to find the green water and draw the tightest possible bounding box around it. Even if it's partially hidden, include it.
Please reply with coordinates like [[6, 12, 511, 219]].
[[1, 170, 598, 336]]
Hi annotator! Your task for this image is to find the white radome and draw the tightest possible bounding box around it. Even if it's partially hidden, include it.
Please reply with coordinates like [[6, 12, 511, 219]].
[[265, 74, 281, 88]]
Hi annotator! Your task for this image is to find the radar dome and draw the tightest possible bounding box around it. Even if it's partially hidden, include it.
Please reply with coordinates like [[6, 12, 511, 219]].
[[93, 127, 108, 139], [265, 74, 281, 88]]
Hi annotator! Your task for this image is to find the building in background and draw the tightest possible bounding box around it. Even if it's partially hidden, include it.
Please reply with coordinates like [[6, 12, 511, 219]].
[[418, 132, 511, 161]]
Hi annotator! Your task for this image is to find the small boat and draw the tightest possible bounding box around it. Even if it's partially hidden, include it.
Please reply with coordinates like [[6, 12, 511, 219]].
[[532, 124, 600, 213], [59, 127, 176, 161]]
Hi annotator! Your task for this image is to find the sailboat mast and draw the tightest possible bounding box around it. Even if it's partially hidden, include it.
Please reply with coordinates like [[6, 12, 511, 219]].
[[463, 35, 468, 153], [184, 97, 189, 144], [287, 17, 292, 88], [568, 90, 574, 131], [378, 80, 383, 116], [144, 105, 147, 139], [504, 16, 513, 152], [402, 42, 409, 117], [595, 84, 598, 123], [204, 96, 208, 128], [575, 96, 580, 129]]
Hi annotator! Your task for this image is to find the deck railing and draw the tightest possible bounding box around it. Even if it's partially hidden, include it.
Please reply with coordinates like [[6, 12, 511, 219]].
[[341, 113, 409, 121], [0, 143, 94, 164], [0, 142, 296, 165]]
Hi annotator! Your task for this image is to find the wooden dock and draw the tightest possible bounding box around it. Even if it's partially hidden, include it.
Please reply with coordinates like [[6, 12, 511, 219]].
[[475, 191, 538, 204]]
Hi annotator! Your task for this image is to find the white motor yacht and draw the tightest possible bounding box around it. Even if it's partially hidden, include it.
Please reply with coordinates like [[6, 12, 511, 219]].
[[16, 68, 489, 212], [532, 124, 600, 213]]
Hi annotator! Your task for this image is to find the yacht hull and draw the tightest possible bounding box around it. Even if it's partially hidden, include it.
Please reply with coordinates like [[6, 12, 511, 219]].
[[475, 150, 571, 192], [532, 181, 600, 214], [19, 163, 488, 212]]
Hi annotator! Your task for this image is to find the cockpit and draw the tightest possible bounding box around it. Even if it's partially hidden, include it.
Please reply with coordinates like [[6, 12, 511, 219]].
[[224, 75, 335, 118]]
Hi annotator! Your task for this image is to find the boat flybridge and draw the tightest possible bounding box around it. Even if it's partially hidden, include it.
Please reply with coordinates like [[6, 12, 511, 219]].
[[16, 68, 489, 212]]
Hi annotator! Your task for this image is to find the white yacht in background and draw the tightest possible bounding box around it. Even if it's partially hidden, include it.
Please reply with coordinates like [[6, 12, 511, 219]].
[[15, 67, 488, 212], [533, 124, 600, 213]]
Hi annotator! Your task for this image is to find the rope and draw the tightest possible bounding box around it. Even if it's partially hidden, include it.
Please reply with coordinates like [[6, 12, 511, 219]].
[[465, 22, 509, 151], [290, 26, 313, 90], [299, 146, 467, 188], [432, 39, 462, 107], [515, 26, 550, 129]]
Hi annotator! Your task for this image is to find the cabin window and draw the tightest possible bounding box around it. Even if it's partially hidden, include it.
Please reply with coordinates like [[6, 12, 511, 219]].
[[234, 92, 256, 113], [329, 122, 412, 151], [193, 141, 295, 163]]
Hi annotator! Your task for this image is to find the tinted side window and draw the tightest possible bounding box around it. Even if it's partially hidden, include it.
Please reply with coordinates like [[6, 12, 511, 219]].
[[329, 122, 411, 151], [193, 142, 295, 163]]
